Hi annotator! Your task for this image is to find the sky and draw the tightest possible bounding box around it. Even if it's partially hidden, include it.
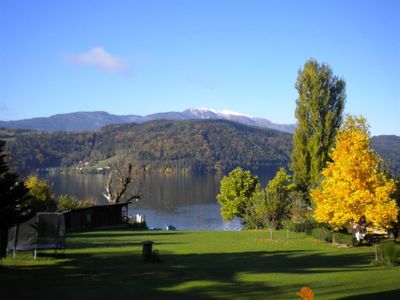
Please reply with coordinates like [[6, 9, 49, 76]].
[[0, 0, 399, 136]]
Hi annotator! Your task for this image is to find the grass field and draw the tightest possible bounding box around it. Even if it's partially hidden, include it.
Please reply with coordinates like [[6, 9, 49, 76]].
[[1, 229, 399, 299]]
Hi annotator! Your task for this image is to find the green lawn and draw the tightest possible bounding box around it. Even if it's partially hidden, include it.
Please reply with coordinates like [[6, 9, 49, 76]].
[[1, 229, 399, 299]]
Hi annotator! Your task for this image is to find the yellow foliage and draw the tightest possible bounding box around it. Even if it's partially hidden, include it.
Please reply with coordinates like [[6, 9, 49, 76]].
[[311, 116, 398, 230]]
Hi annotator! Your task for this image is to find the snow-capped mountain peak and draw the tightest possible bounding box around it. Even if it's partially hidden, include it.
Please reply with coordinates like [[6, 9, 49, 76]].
[[0, 108, 296, 133], [184, 108, 252, 118], [183, 108, 219, 119]]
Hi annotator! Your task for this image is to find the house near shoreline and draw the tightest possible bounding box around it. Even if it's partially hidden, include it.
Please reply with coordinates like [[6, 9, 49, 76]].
[[63, 202, 129, 231]]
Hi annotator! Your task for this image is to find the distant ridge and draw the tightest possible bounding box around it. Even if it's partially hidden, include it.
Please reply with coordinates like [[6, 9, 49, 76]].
[[3, 119, 293, 175], [0, 108, 296, 133]]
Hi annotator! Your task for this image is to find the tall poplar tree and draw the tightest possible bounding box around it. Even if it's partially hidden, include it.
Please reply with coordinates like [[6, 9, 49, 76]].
[[291, 59, 346, 193]]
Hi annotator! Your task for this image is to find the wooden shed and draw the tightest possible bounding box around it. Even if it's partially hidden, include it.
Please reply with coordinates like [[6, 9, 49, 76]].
[[64, 202, 129, 231]]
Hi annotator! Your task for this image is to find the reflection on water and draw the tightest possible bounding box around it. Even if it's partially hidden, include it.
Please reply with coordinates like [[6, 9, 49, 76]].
[[45, 173, 243, 230], [47, 174, 107, 203], [140, 173, 222, 212]]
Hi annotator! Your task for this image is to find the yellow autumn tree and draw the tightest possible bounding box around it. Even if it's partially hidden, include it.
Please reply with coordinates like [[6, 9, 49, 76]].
[[311, 115, 398, 231]]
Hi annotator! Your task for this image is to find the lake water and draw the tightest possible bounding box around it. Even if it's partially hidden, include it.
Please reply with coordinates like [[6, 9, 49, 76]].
[[45, 173, 244, 230], [46, 172, 274, 230]]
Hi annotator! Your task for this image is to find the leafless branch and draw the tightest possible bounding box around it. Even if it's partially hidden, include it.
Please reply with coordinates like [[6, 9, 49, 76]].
[[102, 160, 143, 204]]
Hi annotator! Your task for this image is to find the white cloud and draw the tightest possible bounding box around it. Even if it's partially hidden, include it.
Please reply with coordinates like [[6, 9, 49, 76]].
[[67, 47, 130, 74]]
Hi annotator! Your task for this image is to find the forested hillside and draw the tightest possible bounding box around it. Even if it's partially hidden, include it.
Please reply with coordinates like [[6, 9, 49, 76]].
[[1, 129, 96, 173], [371, 135, 400, 176], [2, 120, 399, 177], [1, 120, 293, 175]]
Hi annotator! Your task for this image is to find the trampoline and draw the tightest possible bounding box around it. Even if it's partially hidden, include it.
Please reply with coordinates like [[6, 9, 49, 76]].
[[7, 212, 65, 259]]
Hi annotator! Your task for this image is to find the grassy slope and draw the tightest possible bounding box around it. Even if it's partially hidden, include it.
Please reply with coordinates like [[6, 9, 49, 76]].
[[1, 230, 399, 299]]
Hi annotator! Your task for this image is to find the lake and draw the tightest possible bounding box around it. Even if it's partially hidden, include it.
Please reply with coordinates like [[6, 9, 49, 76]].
[[45, 173, 232, 230], [46, 172, 273, 230]]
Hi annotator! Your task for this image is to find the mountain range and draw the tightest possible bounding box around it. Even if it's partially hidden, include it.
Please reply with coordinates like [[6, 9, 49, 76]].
[[0, 109, 296, 133]]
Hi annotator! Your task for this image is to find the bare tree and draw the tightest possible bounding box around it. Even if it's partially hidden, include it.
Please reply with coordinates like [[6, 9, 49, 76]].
[[102, 160, 144, 204]]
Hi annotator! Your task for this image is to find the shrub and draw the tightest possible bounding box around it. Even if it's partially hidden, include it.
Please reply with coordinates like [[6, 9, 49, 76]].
[[56, 195, 95, 212], [311, 227, 332, 242], [332, 232, 357, 247], [57, 194, 79, 212], [374, 240, 397, 266], [290, 220, 316, 234], [151, 249, 161, 262], [363, 234, 386, 245]]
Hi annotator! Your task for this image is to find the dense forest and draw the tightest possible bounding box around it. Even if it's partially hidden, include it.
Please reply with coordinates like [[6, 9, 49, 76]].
[[1, 120, 293, 175], [371, 135, 400, 175], [1, 120, 399, 177]]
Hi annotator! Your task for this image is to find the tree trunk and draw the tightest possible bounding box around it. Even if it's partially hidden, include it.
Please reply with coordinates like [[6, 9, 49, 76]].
[[0, 228, 8, 258]]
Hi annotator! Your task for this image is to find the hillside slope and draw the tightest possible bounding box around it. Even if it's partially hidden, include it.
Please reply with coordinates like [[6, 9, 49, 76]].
[[3, 119, 293, 175]]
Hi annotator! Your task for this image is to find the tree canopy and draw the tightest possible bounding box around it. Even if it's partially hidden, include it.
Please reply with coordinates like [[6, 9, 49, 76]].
[[217, 167, 261, 221], [26, 176, 57, 212], [246, 168, 294, 238], [291, 59, 346, 193], [311, 116, 398, 231]]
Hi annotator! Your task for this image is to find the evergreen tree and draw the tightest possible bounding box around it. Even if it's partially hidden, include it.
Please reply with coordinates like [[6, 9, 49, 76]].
[[291, 59, 346, 193], [0, 140, 34, 258]]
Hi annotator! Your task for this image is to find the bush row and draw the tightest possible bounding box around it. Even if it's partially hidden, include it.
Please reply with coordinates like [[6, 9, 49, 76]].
[[332, 232, 357, 247], [291, 221, 398, 265], [291, 221, 357, 246]]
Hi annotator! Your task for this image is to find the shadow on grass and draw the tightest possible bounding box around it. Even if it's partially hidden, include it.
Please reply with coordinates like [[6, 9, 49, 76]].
[[339, 289, 400, 299], [0, 246, 377, 299], [0, 251, 283, 299], [67, 241, 182, 250], [65, 230, 183, 249], [68, 230, 183, 239]]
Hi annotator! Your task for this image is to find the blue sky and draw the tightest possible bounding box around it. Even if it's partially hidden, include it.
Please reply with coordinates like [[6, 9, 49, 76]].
[[0, 0, 399, 136]]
